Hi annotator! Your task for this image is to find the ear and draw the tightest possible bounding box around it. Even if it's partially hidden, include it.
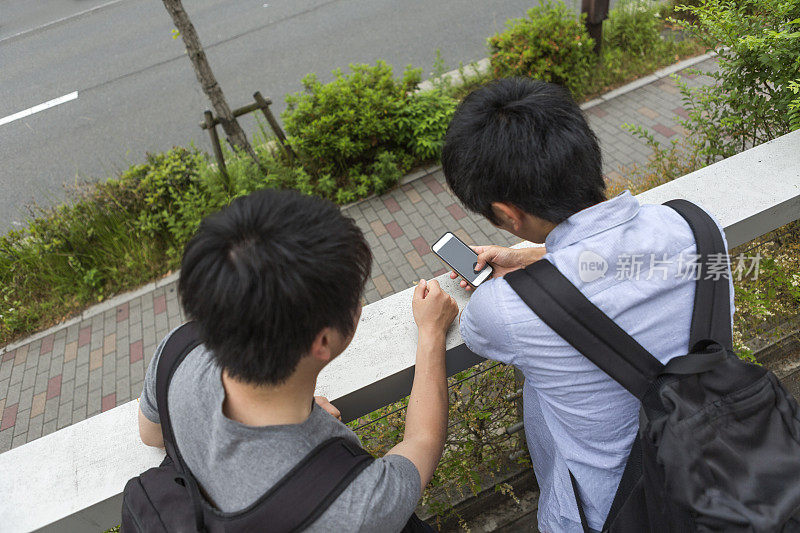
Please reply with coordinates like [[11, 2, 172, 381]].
[[491, 202, 526, 231], [308, 328, 335, 365]]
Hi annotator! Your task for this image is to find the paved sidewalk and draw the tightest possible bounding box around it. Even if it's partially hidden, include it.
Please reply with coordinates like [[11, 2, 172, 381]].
[[0, 57, 719, 453]]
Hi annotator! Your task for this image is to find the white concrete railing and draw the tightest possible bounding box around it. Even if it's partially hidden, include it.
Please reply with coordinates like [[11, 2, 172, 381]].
[[2, 130, 799, 532]]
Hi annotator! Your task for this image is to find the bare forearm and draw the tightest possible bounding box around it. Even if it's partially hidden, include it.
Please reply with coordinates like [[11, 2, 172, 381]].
[[406, 329, 448, 447], [388, 329, 448, 488]]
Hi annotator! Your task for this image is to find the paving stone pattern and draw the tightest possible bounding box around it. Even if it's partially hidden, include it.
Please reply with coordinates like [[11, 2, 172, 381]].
[[0, 58, 719, 452]]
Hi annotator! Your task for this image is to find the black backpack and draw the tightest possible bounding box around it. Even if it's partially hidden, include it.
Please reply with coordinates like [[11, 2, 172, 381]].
[[121, 322, 434, 532], [505, 199, 800, 532]]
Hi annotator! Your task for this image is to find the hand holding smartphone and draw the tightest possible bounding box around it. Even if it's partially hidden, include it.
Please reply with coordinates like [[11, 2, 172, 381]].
[[431, 232, 493, 288]]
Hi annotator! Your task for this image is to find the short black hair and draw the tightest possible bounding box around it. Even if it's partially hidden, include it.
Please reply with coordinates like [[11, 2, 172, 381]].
[[442, 78, 605, 224], [179, 189, 372, 385]]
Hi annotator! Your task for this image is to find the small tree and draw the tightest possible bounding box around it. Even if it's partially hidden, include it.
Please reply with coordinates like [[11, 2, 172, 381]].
[[162, 0, 258, 164]]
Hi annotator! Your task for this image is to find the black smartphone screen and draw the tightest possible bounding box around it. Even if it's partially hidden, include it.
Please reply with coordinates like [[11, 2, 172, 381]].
[[435, 235, 490, 285]]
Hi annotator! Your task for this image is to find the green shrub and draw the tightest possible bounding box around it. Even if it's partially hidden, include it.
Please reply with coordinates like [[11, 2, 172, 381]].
[[282, 61, 457, 201], [119, 147, 222, 259], [673, 0, 800, 160], [283, 61, 413, 177], [487, 0, 597, 99], [395, 91, 457, 160], [604, 0, 664, 56]]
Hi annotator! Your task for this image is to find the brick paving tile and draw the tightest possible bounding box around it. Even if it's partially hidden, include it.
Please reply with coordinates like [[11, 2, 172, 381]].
[[153, 294, 167, 315], [89, 348, 103, 371], [0, 56, 720, 451], [404, 187, 422, 204], [423, 174, 444, 194], [30, 392, 46, 419], [652, 124, 678, 138], [101, 393, 116, 413], [46, 375, 62, 400], [386, 221, 404, 239], [405, 250, 425, 270], [117, 302, 130, 323], [77, 326, 92, 347], [103, 333, 116, 355], [373, 275, 393, 297], [673, 106, 690, 119], [383, 197, 402, 214], [14, 345, 28, 367], [446, 203, 468, 221], [130, 340, 144, 364], [411, 237, 431, 257], [40, 335, 55, 356], [369, 220, 387, 237], [1, 403, 18, 431], [64, 341, 77, 363], [588, 106, 608, 118], [638, 106, 660, 120]]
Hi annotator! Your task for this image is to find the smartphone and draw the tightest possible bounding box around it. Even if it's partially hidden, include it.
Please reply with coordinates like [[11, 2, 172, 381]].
[[431, 232, 493, 288]]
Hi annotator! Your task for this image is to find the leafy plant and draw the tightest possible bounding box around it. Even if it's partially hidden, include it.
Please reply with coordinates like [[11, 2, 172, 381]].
[[671, 0, 800, 161], [395, 91, 457, 160], [282, 62, 457, 201], [488, 0, 597, 99], [604, 0, 665, 56], [283, 62, 414, 177], [122, 147, 219, 259]]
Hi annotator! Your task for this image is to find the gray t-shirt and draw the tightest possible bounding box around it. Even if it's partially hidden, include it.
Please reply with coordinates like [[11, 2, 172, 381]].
[[139, 329, 421, 533]]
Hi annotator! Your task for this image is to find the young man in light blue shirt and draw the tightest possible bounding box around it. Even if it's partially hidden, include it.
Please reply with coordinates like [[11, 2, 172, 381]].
[[442, 78, 732, 533]]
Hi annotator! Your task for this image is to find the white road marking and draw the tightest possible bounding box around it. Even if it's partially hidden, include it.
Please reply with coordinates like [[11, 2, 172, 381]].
[[0, 0, 127, 44], [0, 91, 79, 127]]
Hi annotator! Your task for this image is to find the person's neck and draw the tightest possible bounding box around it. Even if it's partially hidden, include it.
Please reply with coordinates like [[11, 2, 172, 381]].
[[220, 367, 317, 427]]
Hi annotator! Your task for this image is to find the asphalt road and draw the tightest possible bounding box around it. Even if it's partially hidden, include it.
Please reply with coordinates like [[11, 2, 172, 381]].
[[0, 0, 547, 234]]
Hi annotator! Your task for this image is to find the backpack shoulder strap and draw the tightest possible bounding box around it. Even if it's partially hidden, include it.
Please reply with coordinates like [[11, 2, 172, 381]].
[[227, 436, 374, 532], [505, 260, 664, 400], [663, 199, 733, 352], [154, 321, 207, 532], [154, 321, 203, 465]]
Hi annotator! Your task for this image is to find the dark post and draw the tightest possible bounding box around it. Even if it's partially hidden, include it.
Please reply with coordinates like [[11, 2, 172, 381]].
[[582, 0, 610, 53], [203, 110, 230, 188], [253, 92, 296, 163]]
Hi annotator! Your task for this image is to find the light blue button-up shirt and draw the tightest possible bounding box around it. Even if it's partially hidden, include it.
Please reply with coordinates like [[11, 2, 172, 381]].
[[460, 191, 733, 533]]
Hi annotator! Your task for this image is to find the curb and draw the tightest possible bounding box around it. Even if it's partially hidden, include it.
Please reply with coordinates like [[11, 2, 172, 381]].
[[0, 271, 181, 354], [0, 51, 718, 356]]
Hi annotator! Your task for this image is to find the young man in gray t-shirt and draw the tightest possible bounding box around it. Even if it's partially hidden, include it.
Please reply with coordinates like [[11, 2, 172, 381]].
[[138, 189, 458, 532]]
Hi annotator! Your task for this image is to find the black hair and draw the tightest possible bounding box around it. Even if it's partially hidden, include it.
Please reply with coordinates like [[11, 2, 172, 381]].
[[441, 78, 605, 224], [178, 189, 372, 385]]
